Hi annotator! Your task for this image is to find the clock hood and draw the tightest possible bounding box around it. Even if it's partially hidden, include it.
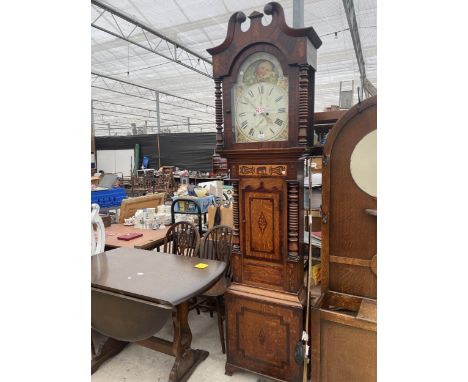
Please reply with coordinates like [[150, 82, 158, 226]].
[[207, 2, 322, 77]]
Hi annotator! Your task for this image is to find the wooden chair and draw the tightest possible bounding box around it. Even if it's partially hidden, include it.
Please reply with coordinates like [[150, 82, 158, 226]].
[[160, 166, 176, 196], [192, 225, 233, 353], [163, 221, 200, 257], [171, 198, 204, 235], [118, 192, 165, 223]]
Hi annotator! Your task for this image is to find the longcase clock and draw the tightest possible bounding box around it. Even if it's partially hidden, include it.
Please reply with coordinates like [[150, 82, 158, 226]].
[[207, 3, 321, 381]]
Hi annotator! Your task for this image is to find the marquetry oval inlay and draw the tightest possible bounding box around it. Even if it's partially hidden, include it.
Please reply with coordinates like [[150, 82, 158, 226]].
[[258, 212, 268, 233], [258, 328, 266, 345]]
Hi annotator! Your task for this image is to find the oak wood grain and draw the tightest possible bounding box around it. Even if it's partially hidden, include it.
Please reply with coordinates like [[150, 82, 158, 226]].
[[312, 96, 377, 382]]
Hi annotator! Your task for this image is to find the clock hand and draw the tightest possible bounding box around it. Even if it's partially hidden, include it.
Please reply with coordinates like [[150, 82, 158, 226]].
[[260, 113, 273, 124], [254, 117, 265, 129], [242, 96, 257, 110]]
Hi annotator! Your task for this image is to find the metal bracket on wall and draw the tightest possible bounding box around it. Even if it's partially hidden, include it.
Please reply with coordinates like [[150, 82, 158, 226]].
[[320, 206, 328, 224]]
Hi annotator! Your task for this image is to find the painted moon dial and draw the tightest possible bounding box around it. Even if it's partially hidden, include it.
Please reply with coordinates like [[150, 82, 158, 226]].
[[232, 52, 289, 143]]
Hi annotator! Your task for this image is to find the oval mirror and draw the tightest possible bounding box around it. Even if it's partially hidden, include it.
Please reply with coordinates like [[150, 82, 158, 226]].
[[350, 130, 377, 197]]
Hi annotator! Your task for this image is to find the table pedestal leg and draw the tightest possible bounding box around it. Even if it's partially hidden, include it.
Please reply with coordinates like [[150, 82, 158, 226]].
[[91, 302, 208, 381], [169, 302, 209, 382], [91, 332, 128, 374]]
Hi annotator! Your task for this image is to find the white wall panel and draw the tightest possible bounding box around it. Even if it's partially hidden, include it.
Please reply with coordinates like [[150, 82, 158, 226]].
[[96, 149, 134, 176]]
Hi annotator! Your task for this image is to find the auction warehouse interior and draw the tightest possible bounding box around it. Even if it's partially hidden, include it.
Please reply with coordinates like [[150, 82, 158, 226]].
[[90, 0, 377, 381]]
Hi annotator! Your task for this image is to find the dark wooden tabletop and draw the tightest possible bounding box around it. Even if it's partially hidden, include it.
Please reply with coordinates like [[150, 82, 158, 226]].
[[91, 247, 226, 307]]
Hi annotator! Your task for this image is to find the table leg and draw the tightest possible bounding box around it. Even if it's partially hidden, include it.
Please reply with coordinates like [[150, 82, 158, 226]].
[[169, 302, 209, 382], [91, 332, 128, 374]]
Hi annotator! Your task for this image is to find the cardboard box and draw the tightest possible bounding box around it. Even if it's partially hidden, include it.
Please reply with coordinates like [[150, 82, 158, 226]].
[[305, 209, 321, 232], [310, 156, 322, 172]]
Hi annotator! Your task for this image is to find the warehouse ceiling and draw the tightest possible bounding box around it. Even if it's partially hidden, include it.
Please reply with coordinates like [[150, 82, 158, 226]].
[[91, 0, 376, 136]]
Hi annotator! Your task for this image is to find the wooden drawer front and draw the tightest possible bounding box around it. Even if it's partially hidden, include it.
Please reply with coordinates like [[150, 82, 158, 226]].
[[320, 320, 376, 382], [242, 260, 283, 289], [226, 293, 303, 381], [330, 261, 377, 300], [311, 298, 376, 382], [244, 190, 281, 262]]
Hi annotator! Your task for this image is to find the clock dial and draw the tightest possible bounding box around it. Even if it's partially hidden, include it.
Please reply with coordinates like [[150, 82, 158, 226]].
[[232, 52, 288, 143]]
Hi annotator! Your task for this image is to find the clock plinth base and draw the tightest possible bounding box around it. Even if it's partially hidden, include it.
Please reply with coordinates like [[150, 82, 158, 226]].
[[225, 283, 305, 382]]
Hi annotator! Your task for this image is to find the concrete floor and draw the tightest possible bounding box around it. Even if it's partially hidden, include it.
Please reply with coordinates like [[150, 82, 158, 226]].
[[92, 310, 271, 382]]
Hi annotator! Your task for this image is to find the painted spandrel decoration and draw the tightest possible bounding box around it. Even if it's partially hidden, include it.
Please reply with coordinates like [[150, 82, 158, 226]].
[[232, 52, 289, 143]]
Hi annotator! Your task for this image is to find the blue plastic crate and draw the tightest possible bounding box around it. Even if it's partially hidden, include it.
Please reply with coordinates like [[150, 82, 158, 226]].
[[91, 187, 127, 208], [171, 195, 214, 213]]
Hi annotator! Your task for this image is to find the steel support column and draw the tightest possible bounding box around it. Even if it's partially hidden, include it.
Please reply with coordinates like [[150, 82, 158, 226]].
[[342, 0, 377, 98], [293, 0, 304, 28], [156, 92, 161, 135], [91, 99, 95, 136]]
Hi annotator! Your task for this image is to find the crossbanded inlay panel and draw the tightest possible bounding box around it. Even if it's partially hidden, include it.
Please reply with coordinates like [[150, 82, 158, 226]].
[[244, 191, 280, 262], [236, 307, 290, 368]]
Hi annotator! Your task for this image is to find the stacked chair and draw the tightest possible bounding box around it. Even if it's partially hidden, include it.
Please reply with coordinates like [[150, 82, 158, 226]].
[[162, 222, 233, 353]]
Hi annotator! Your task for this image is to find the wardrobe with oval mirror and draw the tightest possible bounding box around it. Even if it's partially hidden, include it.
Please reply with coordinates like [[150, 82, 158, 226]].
[[311, 96, 377, 382]]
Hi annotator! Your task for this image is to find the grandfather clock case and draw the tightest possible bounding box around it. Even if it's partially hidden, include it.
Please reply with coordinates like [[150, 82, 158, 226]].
[[207, 3, 321, 381]]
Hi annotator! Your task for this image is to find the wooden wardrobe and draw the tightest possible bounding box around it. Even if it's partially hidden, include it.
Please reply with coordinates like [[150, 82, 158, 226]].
[[311, 96, 377, 382]]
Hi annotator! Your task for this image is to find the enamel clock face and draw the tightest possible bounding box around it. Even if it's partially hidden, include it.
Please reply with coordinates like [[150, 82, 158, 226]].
[[232, 52, 289, 143]]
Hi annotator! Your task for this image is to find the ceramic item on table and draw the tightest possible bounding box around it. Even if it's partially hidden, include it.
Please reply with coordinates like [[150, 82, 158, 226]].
[[166, 213, 172, 223], [154, 215, 162, 225], [157, 205, 170, 214], [194, 187, 208, 197], [107, 209, 116, 224], [136, 217, 145, 229], [134, 210, 143, 222], [124, 218, 135, 226], [144, 217, 153, 230]]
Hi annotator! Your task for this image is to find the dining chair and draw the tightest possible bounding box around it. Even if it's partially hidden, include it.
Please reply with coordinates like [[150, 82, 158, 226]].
[[118, 192, 165, 223], [163, 221, 201, 257], [192, 225, 233, 353]]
